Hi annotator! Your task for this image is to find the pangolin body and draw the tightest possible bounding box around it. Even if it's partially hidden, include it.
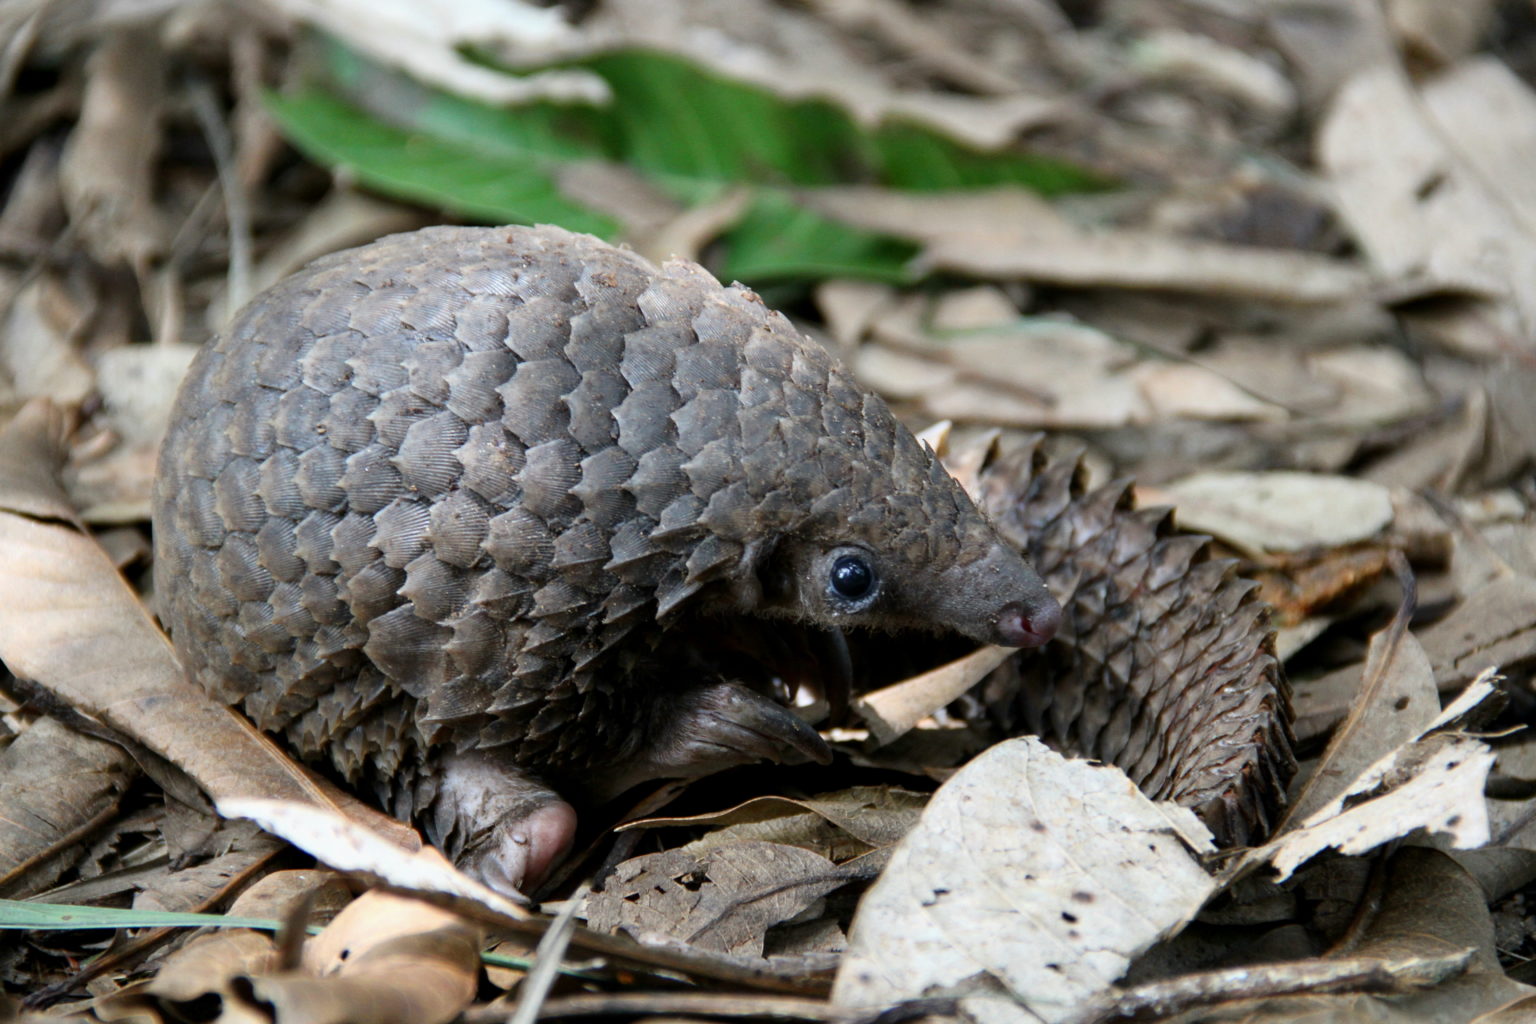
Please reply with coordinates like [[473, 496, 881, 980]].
[[152, 225, 1061, 893]]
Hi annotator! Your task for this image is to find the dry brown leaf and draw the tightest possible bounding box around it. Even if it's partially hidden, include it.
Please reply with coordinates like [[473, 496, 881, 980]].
[[1287, 588, 1441, 825], [814, 280, 892, 348], [58, 26, 165, 271], [145, 929, 279, 1006], [1319, 59, 1536, 356], [245, 892, 482, 1024], [1249, 545, 1394, 630], [1130, 362, 1287, 422], [1417, 576, 1536, 690], [67, 341, 199, 523], [855, 307, 1149, 430], [627, 787, 927, 863], [1139, 848, 1531, 1022], [131, 825, 286, 916], [110, 868, 354, 1018], [0, 276, 93, 409], [585, 841, 851, 960], [248, 868, 358, 924], [0, 716, 134, 897]]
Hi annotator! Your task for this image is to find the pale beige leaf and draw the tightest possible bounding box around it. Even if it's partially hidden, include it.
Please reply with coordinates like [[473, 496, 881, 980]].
[[1320, 62, 1536, 354], [815, 280, 893, 348], [1131, 362, 1287, 422], [58, 27, 165, 269], [1423, 58, 1536, 238], [833, 738, 1215, 1024], [854, 645, 1012, 746], [0, 278, 92, 407], [1160, 471, 1393, 556], [268, 0, 602, 105], [69, 341, 198, 523], [1391, 0, 1497, 71]]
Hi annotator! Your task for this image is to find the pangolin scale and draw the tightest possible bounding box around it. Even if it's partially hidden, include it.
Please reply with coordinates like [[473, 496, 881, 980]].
[[975, 442, 1296, 846], [153, 224, 1063, 893]]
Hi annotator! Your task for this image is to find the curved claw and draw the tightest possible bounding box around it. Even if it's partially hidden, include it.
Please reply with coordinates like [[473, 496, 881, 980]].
[[675, 680, 834, 768], [584, 681, 833, 802]]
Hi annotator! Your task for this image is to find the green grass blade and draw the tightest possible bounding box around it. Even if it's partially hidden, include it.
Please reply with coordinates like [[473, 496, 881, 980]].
[[0, 898, 281, 932]]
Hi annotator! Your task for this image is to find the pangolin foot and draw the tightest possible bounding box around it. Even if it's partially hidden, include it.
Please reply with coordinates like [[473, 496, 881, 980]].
[[429, 750, 577, 900]]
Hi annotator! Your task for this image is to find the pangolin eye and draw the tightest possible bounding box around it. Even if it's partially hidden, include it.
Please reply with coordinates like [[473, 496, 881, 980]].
[[829, 555, 875, 601]]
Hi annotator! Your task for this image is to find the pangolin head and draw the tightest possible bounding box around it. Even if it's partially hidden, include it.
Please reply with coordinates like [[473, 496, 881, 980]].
[[741, 424, 1062, 650], [659, 276, 1060, 650]]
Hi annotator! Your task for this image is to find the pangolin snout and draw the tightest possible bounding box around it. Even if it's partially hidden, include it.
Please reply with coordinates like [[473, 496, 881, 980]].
[[932, 542, 1061, 648], [995, 597, 1061, 648]]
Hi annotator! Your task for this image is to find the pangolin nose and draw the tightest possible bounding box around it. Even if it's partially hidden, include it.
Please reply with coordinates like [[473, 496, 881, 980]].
[[995, 597, 1061, 647]]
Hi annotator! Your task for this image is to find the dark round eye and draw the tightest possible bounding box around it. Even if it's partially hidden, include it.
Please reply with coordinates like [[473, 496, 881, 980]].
[[830, 555, 875, 601]]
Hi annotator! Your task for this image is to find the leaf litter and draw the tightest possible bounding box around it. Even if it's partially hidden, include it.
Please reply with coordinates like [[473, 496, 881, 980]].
[[5, 0, 1536, 1021]]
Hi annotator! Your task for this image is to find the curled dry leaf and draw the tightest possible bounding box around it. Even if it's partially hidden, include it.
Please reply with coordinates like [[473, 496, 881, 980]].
[[833, 738, 1215, 1024], [1265, 736, 1494, 882], [268, 0, 604, 106], [219, 798, 529, 919], [1249, 672, 1501, 882]]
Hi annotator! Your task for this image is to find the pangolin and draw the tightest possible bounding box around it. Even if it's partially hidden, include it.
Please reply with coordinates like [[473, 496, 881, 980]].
[[152, 224, 1063, 895]]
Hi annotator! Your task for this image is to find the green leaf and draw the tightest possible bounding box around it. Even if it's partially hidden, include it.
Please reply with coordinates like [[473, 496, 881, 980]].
[[719, 193, 916, 284], [265, 90, 619, 237], [264, 36, 1103, 285]]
